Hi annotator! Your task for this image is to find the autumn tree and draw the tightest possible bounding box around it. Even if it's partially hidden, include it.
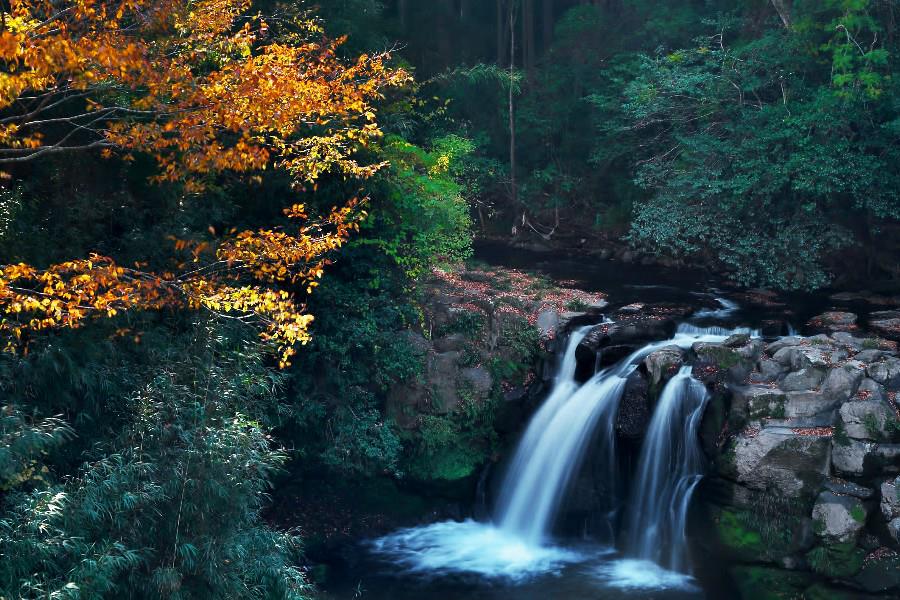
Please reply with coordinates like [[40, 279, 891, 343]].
[[0, 0, 409, 365]]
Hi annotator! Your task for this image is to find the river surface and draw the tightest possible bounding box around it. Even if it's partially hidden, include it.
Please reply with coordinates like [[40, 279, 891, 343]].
[[315, 243, 881, 600]]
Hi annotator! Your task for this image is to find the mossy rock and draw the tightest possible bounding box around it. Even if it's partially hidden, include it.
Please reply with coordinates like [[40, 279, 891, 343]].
[[714, 507, 806, 563], [807, 542, 865, 579], [802, 583, 867, 600], [729, 566, 815, 600]]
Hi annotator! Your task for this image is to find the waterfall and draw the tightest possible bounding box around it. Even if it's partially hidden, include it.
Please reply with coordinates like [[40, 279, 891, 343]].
[[625, 367, 709, 572], [493, 328, 728, 546]]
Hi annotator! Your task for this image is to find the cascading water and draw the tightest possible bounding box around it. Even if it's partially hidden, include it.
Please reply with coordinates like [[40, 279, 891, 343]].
[[370, 306, 754, 588], [624, 367, 710, 572]]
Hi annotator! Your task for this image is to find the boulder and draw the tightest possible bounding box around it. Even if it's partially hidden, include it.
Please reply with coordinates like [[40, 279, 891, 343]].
[[854, 349, 885, 364], [643, 345, 684, 387], [729, 427, 831, 499], [759, 358, 788, 381], [870, 311, 900, 341], [867, 357, 900, 389], [832, 439, 876, 477], [839, 397, 894, 441], [780, 368, 826, 392], [832, 440, 900, 476], [724, 333, 751, 348], [880, 477, 900, 521], [808, 311, 858, 332], [733, 386, 787, 421], [766, 337, 803, 355], [460, 366, 493, 397], [821, 361, 865, 404], [889, 519, 900, 544], [812, 490, 868, 543], [782, 390, 839, 422], [831, 331, 867, 352]]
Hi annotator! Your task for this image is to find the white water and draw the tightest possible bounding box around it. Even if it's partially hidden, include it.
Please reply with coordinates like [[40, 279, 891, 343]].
[[693, 296, 739, 319], [370, 315, 754, 585], [625, 367, 710, 572]]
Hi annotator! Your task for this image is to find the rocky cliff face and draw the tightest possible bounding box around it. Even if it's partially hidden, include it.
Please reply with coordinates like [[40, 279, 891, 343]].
[[687, 320, 900, 597]]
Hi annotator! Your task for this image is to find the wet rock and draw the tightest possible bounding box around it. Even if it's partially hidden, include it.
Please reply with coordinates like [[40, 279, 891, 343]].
[[643, 345, 684, 387], [823, 477, 875, 500], [616, 371, 650, 439], [867, 357, 900, 389], [880, 477, 900, 521], [780, 368, 826, 392], [808, 311, 858, 332], [729, 427, 831, 499], [812, 490, 868, 543], [724, 333, 751, 348]]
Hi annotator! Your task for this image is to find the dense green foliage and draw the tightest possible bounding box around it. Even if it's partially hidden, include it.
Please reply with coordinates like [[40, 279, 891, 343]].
[[3, 1, 900, 598]]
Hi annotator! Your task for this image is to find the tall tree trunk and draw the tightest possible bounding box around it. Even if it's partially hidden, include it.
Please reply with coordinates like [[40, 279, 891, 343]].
[[770, 0, 792, 28], [523, 0, 535, 79], [508, 0, 519, 234], [542, 0, 554, 52], [497, 0, 509, 66], [398, 0, 407, 31]]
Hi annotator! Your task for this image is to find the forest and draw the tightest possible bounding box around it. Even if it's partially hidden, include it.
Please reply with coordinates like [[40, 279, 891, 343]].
[[1, 1, 900, 599]]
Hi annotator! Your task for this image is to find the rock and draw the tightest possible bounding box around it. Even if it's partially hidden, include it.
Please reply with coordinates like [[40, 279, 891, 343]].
[[434, 333, 467, 353], [616, 371, 650, 439], [460, 367, 493, 397], [773, 345, 843, 371], [808, 311, 858, 332], [729, 427, 831, 499], [536, 309, 559, 336], [889, 519, 900, 544], [854, 349, 884, 364], [733, 386, 787, 421], [871, 318, 900, 340], [766, 337, 803, 355], [832, 439, 876, 476], [780, 368, 826, 392], [839, 397, 894, 441], [823, 477, 875, 500], [867, 357, 900, 389], [855, 552, 900, 593], [831, 331, 866, 351], [880, 477, 900, 521], [643, 345, 684, 387], [724, 333, 751, 348], [821, 361, 865, 403], [857, 377, 887, 402], [428, 351, 461, 413], [782, 390, 839, 421], [586, 299, 609, 312], [812, 491, 868, 543], [759, 358, 788, 381], [832, 439, 900, 476], [693, 342, 750, 381]]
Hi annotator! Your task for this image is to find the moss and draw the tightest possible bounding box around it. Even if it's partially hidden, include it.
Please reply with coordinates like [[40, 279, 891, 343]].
[[698, 345, 741, 370], [850, 505, 866, 524], [436, 311, 486, 340], [833, 421, 851, 447], [729, 566, 814, 600], [717, 509, 765, 557], [807, 542, 865, 578]]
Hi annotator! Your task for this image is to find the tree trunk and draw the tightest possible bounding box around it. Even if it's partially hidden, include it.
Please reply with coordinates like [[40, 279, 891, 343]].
[[523, 0, 535, 79], [508, 0, 519, 233], [542, 0, 554, 52], [770, 0, 792, 28]]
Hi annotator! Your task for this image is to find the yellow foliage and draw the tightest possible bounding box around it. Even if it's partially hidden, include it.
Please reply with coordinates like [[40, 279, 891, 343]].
[[0, 0, 410, 364]]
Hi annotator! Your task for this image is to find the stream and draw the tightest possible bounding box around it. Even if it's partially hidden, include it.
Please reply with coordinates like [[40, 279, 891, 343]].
[[317, 244, 884, 600]]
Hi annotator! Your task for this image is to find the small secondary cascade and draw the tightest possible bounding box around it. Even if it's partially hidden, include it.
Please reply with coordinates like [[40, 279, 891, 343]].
[[624, 367, 710, 573]]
